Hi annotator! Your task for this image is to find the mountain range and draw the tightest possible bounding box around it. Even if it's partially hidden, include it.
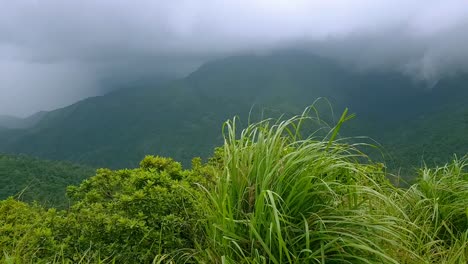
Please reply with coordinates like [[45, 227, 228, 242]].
[[0, 51, 466, 175]]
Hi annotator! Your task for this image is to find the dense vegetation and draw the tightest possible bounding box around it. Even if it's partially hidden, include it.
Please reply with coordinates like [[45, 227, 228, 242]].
[[0, 51, 466, 172], [380, 100, 468, 171], [0, 156, 216, 263], [1, 108, 466, 263], [0, 154, 95, 207]]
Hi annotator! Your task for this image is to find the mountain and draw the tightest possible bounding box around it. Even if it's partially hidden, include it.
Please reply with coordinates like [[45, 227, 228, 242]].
[[0, 111, 47, 129], [0, 153, 95, 206], [0, 51, 466, 171]]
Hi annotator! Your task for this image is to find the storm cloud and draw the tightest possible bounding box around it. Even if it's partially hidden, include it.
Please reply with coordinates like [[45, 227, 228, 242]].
[[1, 0, 468, 116]]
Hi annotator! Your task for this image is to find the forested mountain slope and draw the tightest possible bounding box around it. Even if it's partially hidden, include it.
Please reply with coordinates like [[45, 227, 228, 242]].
[[380, 100, 468, 171], [0, 154, 94, 206], [0, 51, 466, 171]]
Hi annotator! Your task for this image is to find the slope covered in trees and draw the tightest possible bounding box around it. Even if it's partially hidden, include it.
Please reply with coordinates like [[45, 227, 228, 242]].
[[380, 100, 468, 172], [0, 51, 466, 172], [0, 154, 95, 206]]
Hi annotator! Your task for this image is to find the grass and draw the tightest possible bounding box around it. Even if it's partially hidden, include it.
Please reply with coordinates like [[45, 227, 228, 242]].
[[395, 157, 468, 263], [194, 106, 467, 263]]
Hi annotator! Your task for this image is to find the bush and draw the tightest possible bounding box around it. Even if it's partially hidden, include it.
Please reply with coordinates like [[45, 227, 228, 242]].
[[56, 156, 208, 262], [0, 198, 61, 262], [0, 156, 213, 263]]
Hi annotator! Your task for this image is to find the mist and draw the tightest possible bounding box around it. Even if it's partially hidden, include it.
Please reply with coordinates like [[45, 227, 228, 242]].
[[1, 0, 468, 116]]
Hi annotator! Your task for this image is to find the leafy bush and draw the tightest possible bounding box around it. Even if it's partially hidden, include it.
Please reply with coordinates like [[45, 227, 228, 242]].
[[0, 156, 214, 263], [0, 198, 61, 262], [56, 156, 208, 262]]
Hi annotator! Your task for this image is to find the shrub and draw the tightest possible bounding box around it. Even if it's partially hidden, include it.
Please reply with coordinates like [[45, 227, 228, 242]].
[[0, 198, 60, 262], [0, 156, 212, 263], [57, 156, 208, 262]]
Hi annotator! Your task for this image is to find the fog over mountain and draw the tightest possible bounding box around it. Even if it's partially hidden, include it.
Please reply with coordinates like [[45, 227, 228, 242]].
[[1, 0, 468, 116]]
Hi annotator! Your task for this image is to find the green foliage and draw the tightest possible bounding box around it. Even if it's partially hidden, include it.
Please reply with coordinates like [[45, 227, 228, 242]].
[[139, 156, 183, 178], [61, 156, 210, 262], [0, 156, 215, 263], [197, 108, 416, 263], [0, 107, 466, 263], [0, 198, 61, 262], [192, 110, 467, 263], [395, 157, 468, 263]]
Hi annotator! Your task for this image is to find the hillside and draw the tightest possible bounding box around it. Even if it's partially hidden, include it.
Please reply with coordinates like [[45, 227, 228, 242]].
[[0, 51, 466, 171], [0, 154, 95, 206], [0, 111, 47, 129], [381, 100, 468, 171]]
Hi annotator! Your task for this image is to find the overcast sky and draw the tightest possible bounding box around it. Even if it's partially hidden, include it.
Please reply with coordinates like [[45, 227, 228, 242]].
[[1, 0, 468, 116]]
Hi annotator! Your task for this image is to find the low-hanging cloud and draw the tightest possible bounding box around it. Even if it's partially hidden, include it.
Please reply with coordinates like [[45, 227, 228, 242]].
[[1, 0, 468, 116]]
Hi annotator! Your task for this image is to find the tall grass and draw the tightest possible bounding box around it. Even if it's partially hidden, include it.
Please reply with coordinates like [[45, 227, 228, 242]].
[[396, 157, 468, 263], [196, 107, 425, 263]]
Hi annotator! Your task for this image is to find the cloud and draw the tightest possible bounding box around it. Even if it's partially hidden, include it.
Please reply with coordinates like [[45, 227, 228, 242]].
[[1, 0, 468, 115], [0, 60, 99, 117]]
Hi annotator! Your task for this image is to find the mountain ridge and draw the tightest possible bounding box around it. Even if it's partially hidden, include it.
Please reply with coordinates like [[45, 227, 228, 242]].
[[0, 51, 466, 171], [0, 111, 47, 129]]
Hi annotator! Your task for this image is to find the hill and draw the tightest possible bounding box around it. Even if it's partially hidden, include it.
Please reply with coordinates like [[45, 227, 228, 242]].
[[0, 153, 95, 206], [0, 111, 47, 129], [0, 51, 466, 171]]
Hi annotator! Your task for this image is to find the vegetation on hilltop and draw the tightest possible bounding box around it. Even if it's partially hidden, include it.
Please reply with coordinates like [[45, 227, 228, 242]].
[[0, 107, 466, 263]]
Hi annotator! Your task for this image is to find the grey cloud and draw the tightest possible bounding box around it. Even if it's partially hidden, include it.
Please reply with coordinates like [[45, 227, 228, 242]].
[[1, 0, 468, 116], [0, 60, 99, 116]]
